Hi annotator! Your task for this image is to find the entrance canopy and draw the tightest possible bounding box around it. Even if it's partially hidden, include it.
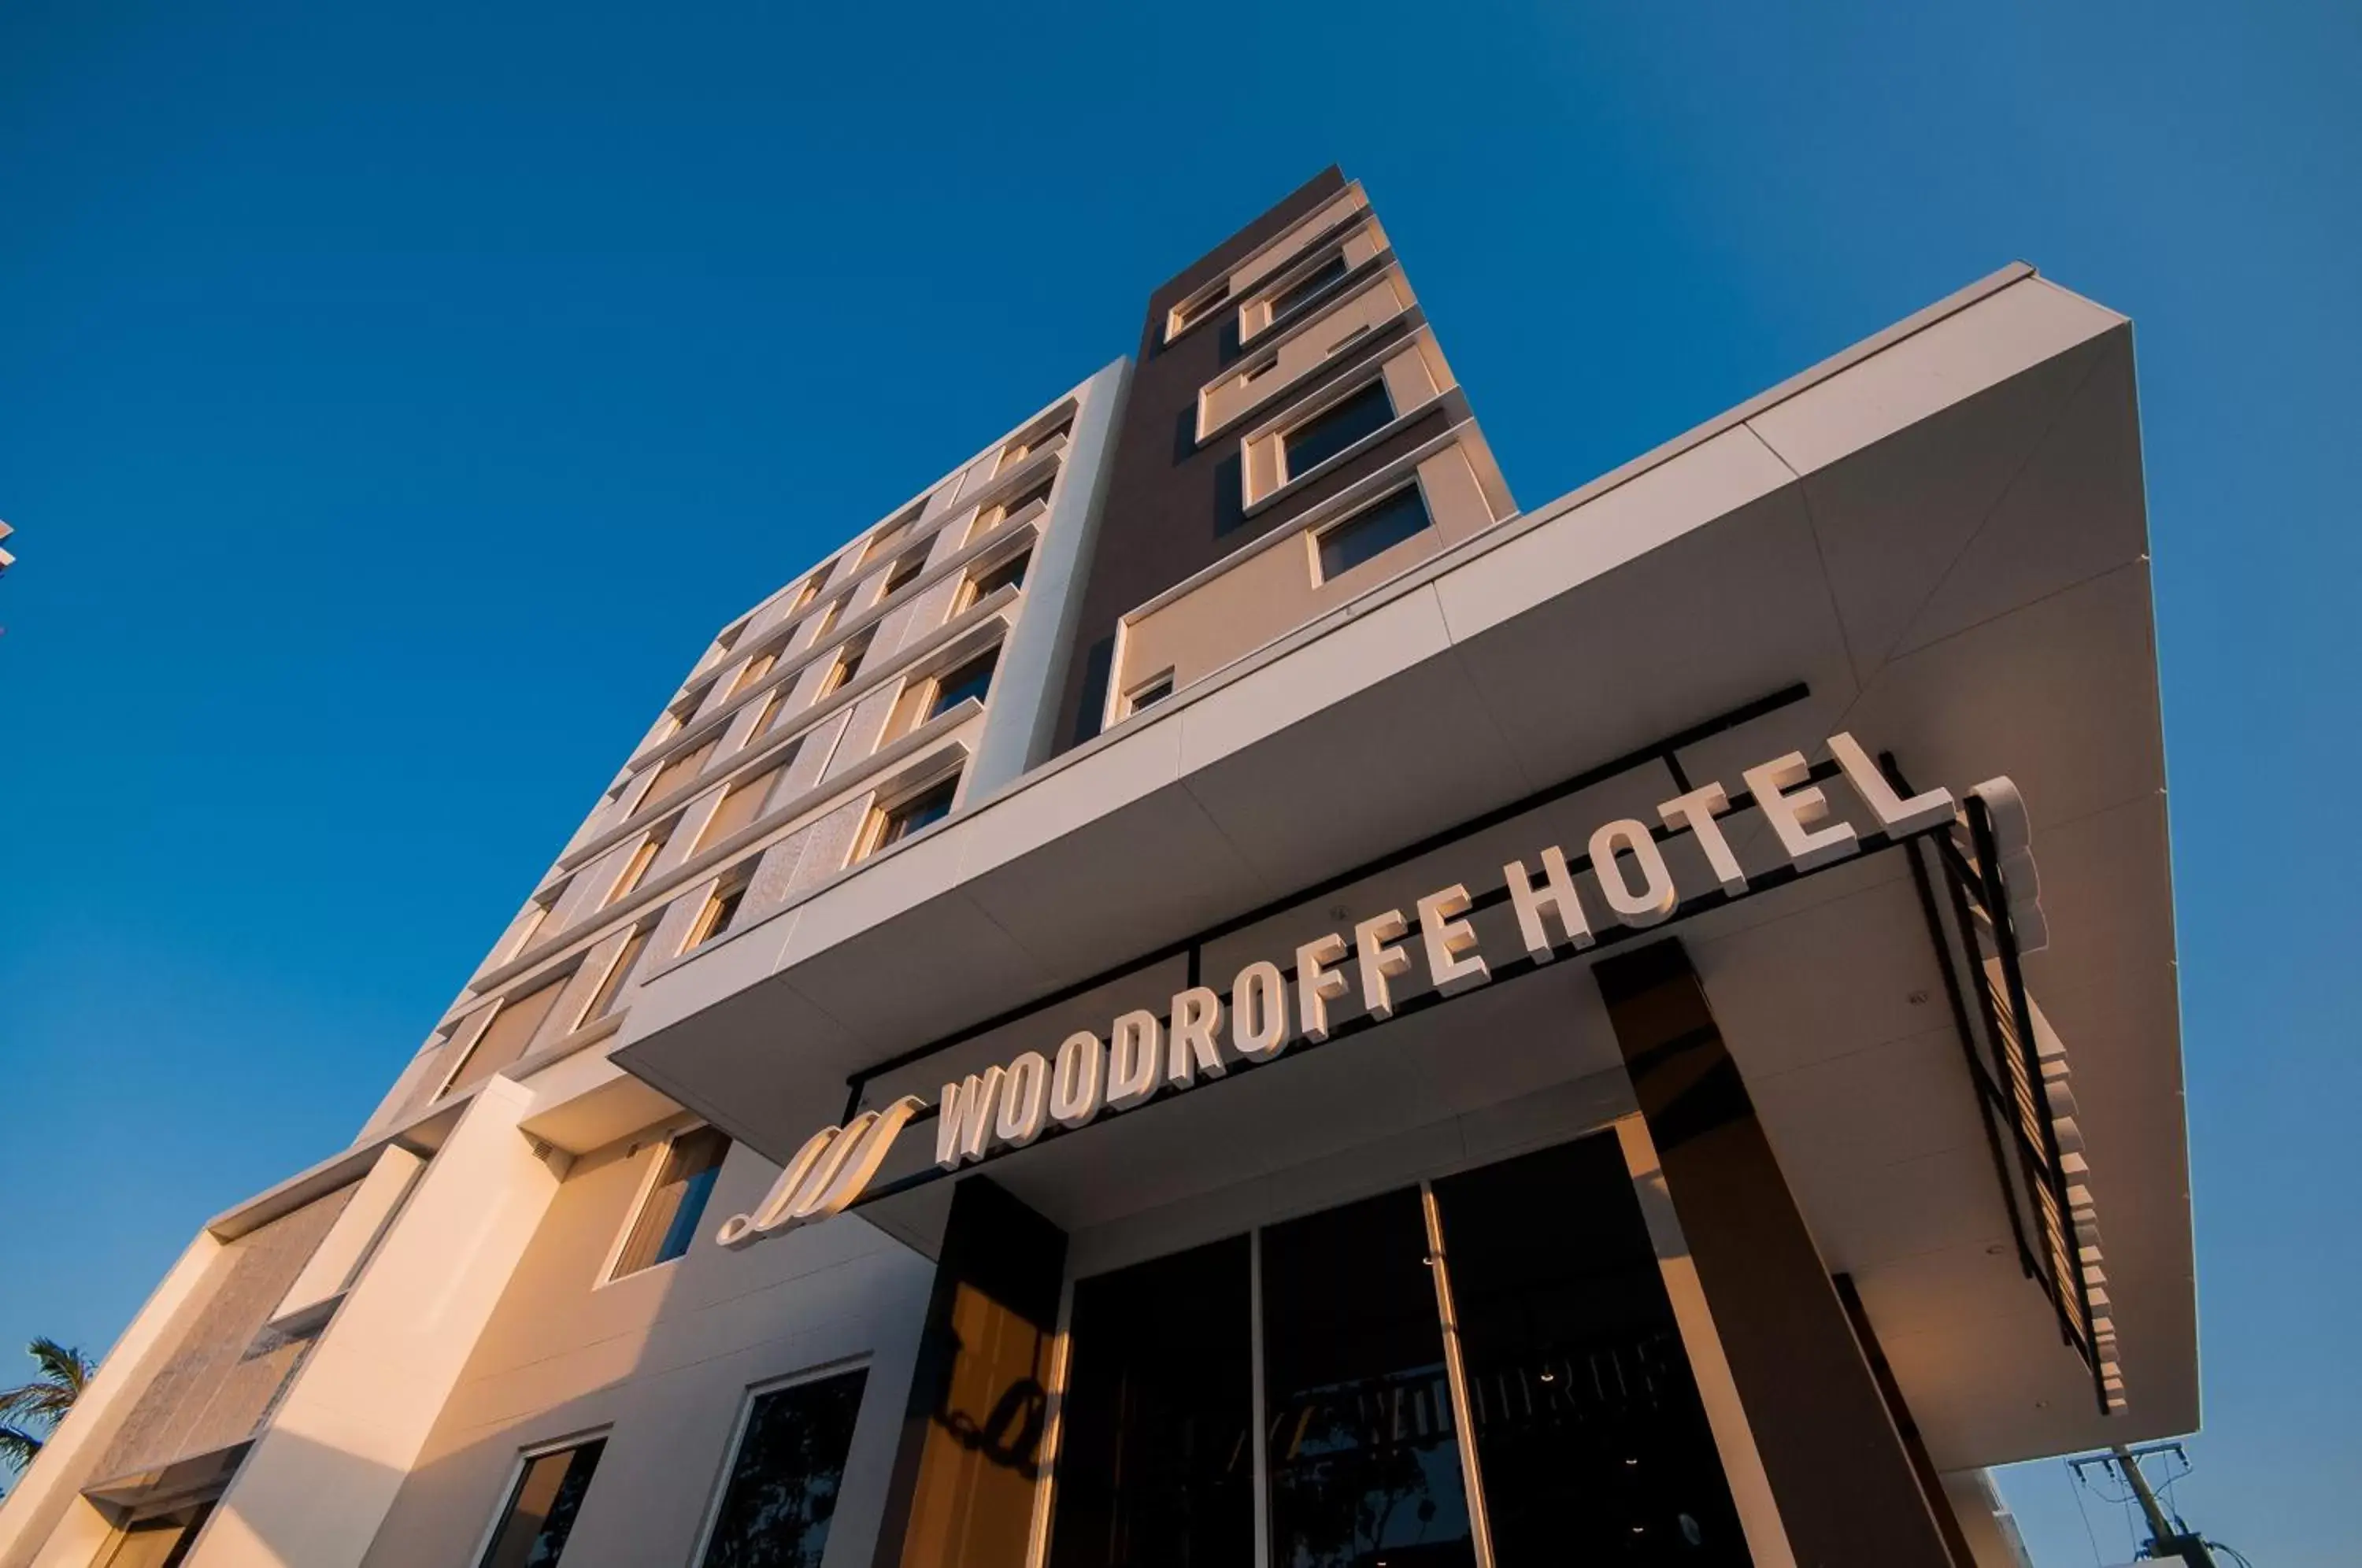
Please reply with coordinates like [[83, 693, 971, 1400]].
[[613, 264, 2190, 1472]]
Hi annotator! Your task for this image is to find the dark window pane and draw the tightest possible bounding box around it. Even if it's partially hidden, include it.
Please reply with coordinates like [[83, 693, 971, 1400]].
[[928, 649, 1000, 720], [613, 1126, 731, 1277], [700, 1369, 868, 1568], [1432, 1134, 1750, 1564], [1128, 675, 1172, 715], [1283, 381, 1396, 482], [1050, 1237, 1255, 1568], [1268, 253, 1350, 325], [876, 778, 957, 851], [1317, 487, 1432, 581], [1262, 1189, 1476, 1568], [480, 1439, 605, 1568], [969, 552, 1029, 599]]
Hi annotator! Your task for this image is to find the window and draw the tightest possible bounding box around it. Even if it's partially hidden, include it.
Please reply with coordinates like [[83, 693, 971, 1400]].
[[612, 1125, 731, 1278], [501, 894, 556, 964], [926, 649, 998, 722], [645, 736, 720, 807], [997, 439, 1032, 474], [1266, 252, 1350, 327], [1281, 380, 1395, 483], [1001, 476, 1055, 518], [790, 575, 824, 616], [881, 549, 927, 599], [694, 767, 781, 853], [444, 971, 575, 1096], [1124, 671, 1173, 716], [684, 871, 752, 950], [727, 651, 776, 699], [604, 831, 667, 908], [98, 1499, 216, 1568], [1168, 279, 1231, 338], [860, 775, 958, 861], [819, 631, 872, 699], [961, 550, 1028, 609], [811, 597, 844, 639], [861, 505, 923, 565], [697, 1368, 869, 1568], [748, 688, 786, 739], [1315, 484, 1432, 582], [478, 1439, 605, 1568], [579, 925, 651, 1027]]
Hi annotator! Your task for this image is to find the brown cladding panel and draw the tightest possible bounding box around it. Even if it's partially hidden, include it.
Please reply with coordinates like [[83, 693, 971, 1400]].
[[1053, 168, 1476, 750]]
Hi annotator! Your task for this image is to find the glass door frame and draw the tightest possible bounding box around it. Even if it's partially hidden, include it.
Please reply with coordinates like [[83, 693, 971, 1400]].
[[1022, 1111, 1794, 1568]]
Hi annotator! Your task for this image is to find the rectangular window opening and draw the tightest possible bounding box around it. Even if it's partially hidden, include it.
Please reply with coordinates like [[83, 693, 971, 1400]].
[[684, 871, 752, 951], [579, 925, 652, 1028], [1266, 252, 1350, 327], [727, 651, 776, 698], [478, 1440, 605, 1568], [962, 550, 1029, 609], [697, 1368, 869, 1568], [1316, 484, 1433, 582], [927, 648, 1000, 722], [1282, 379, 1396, 484], [882, 549, 927, 598], [605, 831, 667, 908], [1125, 671, 1174, 716], [612, 1125, 731, 1278], [443, 970, 575, 1097], [820, 631, 874, 699], [1171, 279, 1231, 338], [861, 775, 959, 861]]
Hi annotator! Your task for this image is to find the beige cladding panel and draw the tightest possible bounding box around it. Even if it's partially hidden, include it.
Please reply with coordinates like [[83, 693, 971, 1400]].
[[1200, 269, 1414, 435], [1120, 442, 1502, 701], [358, 1129, 933, 1568]]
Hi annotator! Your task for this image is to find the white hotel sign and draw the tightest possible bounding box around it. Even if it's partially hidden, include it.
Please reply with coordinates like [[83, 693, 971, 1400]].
[[718, 731, 1999, 1249]]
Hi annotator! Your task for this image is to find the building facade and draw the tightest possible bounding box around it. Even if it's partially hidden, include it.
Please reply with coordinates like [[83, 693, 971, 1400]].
[[1, 169, 2193, 1568]]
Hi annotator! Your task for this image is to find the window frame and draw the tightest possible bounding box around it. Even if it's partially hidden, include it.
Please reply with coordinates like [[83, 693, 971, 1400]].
[[601, 1121, 732, 1285], [1308, 479, 1435, 586], [681, 865, 755, 953], [687, 1358, 875, 1568], [923, 645, 1001, 725], [573, 922, 653, 1034], [1123, 670, 1175, 719], [855, 771, 962, 864], [1276, 375, 1398, 488], [956, 548, 1031, 614], [603, 830, 668, 909], [468, 1429, 613, 1568]]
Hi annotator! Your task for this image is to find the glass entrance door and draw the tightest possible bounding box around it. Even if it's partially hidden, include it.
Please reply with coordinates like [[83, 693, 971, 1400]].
[[1046, 1130, 1753, 1567], [1431, 1136, 1749, 1563]]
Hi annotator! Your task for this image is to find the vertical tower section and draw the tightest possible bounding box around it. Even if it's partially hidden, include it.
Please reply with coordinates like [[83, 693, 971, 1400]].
[[359, 359, 1128, 1139], [1053, 167, 1515, 748]]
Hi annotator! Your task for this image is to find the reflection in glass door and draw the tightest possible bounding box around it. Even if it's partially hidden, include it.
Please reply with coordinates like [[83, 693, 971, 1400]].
[[1431, 1134, 1750, 1563], [1046, 1132, 1754, 1567], [1261, 1189, 1477, 1568], [1050, 1237, 1256, 1568]]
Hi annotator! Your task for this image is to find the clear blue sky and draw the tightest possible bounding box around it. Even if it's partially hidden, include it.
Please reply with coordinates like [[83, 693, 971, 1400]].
[[2, 1, 2352, 1559]]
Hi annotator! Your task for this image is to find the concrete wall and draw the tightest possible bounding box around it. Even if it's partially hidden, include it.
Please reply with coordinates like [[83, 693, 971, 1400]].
[[357, 1119, 932, 1568]]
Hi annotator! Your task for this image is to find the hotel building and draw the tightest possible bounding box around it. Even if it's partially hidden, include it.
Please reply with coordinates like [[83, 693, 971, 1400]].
[[0, 168, 2192, 1568]]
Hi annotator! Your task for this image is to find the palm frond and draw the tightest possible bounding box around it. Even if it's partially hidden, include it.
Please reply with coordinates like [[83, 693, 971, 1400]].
[[0, 1422, 42, 1469], [0, 1339, 95, 1438], [26, 1339, 92, 1397]]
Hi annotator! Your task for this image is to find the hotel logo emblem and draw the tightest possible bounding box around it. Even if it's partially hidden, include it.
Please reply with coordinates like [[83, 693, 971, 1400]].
[[715, 1094, 927, 1248]]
